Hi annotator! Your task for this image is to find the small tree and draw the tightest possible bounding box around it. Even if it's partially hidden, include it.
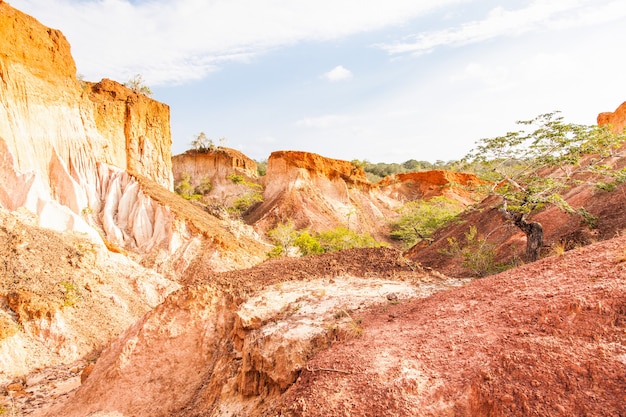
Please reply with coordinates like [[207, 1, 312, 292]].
[[191, 132, 215, 152], [123, 74, 153, 96], [390, 196, 463, 248], [465, 112, 626, 262]]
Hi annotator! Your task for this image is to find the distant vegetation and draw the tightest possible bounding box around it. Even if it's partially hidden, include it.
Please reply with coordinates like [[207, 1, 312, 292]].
[[189, 132, 229, 153], [256, 160, 268, 176], [352, 159, 456, 183], [174, 172, 212, 201], [174, 171, 263, 218]]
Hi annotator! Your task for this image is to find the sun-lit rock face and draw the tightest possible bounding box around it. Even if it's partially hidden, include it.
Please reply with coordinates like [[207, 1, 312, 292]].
[[86, 78, 173, 189], [378, 170, 488, 205], [0, 2, 173, 243], [247, 150, 397, 240], [172, 147, 259, 206], [598, 101, 626, 133]]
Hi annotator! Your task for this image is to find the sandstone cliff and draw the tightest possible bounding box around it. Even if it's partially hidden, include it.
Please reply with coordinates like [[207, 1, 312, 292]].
[[246, 151, 398, 240], [0, 3, 171, 237], [0, 3, 266, 273], [598, 101, 626, 133], [378, 170, 487, 205], [0, 2, 268, 385], [86, 78, 173, 189], [172, 147, 259, 207]]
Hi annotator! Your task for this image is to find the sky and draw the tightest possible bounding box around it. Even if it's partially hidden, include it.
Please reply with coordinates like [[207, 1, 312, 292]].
[[9, 0, 626, 163]]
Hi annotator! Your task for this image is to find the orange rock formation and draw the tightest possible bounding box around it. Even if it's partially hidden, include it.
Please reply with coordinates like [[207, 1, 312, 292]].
[[172, 147, 258, 206], [598, 101, 626, 133], [0, 2, 264, 268], [246, 150, 396, 240], [0, 2, 173, 237], [378, 170, 487, 205]]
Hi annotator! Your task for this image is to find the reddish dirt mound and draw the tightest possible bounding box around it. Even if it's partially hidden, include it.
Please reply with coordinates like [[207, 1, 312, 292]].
[[265, 235, 626, 416], [184, 247, 421, 288]]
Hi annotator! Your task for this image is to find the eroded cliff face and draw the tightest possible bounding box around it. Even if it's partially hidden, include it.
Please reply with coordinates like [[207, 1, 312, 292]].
[[246, 151, 397, 240], [598, 101, 626, 133], [87, 78, 173, 189], [378, 170, 488, 205], [0, 3, 251, 270], [172, 147, 259, 207]]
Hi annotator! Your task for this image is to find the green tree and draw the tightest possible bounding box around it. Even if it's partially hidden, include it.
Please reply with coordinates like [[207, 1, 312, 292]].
[[390, 196, 463, 248], [123, 74, 153, 96], [191, 132, 215, 152], [464, 112, 626, 262]]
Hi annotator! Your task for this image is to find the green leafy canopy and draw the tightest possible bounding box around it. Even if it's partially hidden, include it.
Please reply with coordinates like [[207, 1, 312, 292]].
[[464, 111, 626, 218]]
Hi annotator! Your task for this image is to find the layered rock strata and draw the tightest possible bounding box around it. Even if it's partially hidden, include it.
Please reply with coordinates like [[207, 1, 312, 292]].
[[247, 151, 397, 240]]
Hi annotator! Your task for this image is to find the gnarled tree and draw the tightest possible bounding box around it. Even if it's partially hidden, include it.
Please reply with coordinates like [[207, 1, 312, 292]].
[[464, 112, 626, 262]]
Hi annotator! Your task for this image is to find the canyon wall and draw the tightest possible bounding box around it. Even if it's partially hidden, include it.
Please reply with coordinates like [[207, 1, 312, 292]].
[[172, 147, 259, 207], [0, 2, 266, 272], [246, 151, 398, 240]]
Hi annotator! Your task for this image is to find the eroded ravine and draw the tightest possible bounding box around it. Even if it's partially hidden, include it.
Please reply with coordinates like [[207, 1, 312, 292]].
[[34, 273, 468, 417]]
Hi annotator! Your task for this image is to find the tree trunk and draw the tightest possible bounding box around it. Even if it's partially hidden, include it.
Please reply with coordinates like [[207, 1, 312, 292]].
[[512, 214, 543, 262]]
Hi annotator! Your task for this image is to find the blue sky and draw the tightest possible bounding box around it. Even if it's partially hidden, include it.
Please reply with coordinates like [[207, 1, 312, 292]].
[[9, 0, 626, 163]]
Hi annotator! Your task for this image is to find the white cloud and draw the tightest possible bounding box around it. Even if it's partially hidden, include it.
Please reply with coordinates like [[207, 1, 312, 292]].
[[323, 65, 353, 82], [378, 0, 626, 55], [449, 62, 509, 88], [9, 0, 466, 85], [296, 114, 351, 129]]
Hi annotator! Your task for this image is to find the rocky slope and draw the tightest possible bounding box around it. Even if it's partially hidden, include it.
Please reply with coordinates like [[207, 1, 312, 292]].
[[33, 249, 467, 417], [265, 235, 626, 417], [246, 150, 399, 241], [29, 236, 626, 417], [0, 207, 179, 385]]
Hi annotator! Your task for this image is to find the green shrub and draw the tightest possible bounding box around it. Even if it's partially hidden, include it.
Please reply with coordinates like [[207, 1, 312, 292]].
[[390, 196, 463, 249], [317, 227, 381, 252], [227, 173, 244, 184], [266, 221, 383, 258], [443, 226, 497, 277], [60, 281, 81, 307], [232, 191, 263, 213], [266, 246, 284, 258], [175, 173, 195, 199], [293, 231, 324, 255], [195, 176, 213, 195]]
